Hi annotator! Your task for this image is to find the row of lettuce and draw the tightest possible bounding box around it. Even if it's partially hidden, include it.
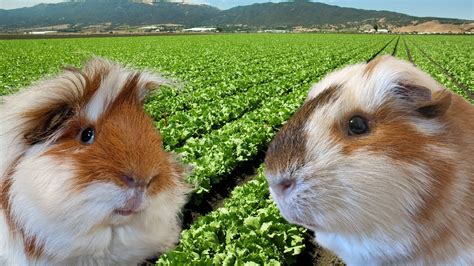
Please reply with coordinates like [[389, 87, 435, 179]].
[[1, 35, 306, 96], [1, 34, 470, 265], [157, 167, 306, 265], [399, 36, 473, 102], [407, 35, 473, 91], [157, 34, 470, 265], [161, 37, 390, 196], [147, 36, 394, 150], [155, 38, 392, 265]]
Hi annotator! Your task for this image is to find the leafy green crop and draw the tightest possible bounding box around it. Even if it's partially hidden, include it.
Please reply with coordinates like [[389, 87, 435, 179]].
[[404, 36, 473, 102], [155, 38, 389, 149], [395, 39, 410, 61], [156, 36, 392, 265], [406, 35, 473, 92], [173, 38, 388, 196], [1, 34, 471, 265], [157, 167, 307, 266]]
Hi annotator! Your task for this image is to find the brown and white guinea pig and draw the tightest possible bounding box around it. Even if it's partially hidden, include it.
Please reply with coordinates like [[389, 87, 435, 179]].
[[0, 58, 191, 265], [265, 55, 473, 265]]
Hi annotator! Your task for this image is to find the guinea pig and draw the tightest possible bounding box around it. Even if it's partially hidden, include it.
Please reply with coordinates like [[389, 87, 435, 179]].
[[0, 58, 190, 265], [265, 55, 473, 265]]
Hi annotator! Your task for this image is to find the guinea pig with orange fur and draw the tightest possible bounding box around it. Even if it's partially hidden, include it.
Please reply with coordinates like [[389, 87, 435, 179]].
[[0, 58, 190, 265], [265, 55, 473, 265]]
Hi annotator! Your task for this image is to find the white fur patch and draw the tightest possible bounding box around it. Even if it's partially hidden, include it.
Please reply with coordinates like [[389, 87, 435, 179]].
[[267, 56, 472, 265], [84, 65, 130, 122], [84, 62, 169, 122], [0, 58, 185, 265], [315, 229, 415, 265], [2, 150, 187, 264]]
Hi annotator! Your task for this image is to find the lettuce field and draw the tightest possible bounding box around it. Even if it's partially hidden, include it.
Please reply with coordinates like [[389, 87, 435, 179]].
[[0, 34, 472, 265]]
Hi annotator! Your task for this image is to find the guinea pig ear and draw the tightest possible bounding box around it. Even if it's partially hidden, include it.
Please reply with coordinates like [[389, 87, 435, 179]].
[[394, 82, 452, 118], [136, 72, 170, 102], [23, 103, 74, 145]]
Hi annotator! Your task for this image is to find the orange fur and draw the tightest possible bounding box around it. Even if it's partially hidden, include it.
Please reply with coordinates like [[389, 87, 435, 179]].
[[265, 55, 474, 264], [266, 85, 340, 172], [42, 70, 177, 196], [0, 58, 189, 263]]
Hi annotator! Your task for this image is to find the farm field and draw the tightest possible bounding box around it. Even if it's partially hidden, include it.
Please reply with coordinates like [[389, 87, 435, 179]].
[[0, 34, 472, 265]]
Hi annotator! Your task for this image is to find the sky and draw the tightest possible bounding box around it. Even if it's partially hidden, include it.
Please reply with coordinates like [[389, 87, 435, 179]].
[[0, 0, 472, 20]]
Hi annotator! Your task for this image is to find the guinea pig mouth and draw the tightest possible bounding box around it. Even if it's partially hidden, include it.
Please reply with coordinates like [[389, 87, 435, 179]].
[[113, 193, 145, 216], [113, 208, 141, 216]]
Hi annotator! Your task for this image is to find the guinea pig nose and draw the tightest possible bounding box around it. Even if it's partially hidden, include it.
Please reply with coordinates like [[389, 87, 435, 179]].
[[277, 180, 295, 194], [121, 175, 137, 188]]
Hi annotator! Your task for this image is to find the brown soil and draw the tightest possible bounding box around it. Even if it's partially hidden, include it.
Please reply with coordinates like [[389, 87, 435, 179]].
[[304, 236, 345, 266], [315, 247, 345, 266], [182, 149, 266, 229]]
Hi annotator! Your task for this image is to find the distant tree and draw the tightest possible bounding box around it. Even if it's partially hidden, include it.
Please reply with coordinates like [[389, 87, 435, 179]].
[[373, 24, 378, 32]]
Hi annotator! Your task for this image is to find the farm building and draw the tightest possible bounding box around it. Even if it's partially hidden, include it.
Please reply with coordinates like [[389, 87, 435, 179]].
[[183, 27, 217, 32]]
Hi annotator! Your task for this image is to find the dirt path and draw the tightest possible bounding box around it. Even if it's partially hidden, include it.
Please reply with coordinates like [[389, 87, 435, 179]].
[[409, 40, 474, 100], [391, 36, 400, 56], [181, 149, 266, 229], [403, 38, 415, 64], [367, 36, 397, 62]]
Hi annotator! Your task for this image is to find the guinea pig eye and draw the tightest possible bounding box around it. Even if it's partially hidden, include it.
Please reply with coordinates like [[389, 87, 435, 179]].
[[80, 127, 95, 144], [348, 116, 369, 136]]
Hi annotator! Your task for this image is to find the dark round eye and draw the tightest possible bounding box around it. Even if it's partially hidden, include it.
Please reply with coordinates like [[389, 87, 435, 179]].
[[80, 127, 95, 144], [348, 116, 369, 135]]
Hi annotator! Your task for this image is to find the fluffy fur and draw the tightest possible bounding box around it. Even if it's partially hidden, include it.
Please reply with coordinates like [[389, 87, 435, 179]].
[[265, 55, 474, 265], [0, 58, 190, 265]]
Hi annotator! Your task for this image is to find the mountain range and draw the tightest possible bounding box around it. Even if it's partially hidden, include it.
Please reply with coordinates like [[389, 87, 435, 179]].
[[0, 1, 471, 32]]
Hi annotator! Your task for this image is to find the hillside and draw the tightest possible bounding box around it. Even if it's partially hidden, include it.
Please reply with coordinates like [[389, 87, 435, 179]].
[[0, 1, 471, 32], [0, 2, 219, 29], [392, 21, 474, 33], [211, 2, 417, 26]]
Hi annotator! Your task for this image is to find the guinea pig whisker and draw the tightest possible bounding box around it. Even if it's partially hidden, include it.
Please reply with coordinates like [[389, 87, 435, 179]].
[[321, 194, 381, 219], [12, 166, 69, 172], [322, 169, 388, 177]]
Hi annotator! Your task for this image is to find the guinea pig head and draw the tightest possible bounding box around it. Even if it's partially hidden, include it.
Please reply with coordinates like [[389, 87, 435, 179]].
[[265, 55, 454, 236], [1, 58, 189, 259]]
